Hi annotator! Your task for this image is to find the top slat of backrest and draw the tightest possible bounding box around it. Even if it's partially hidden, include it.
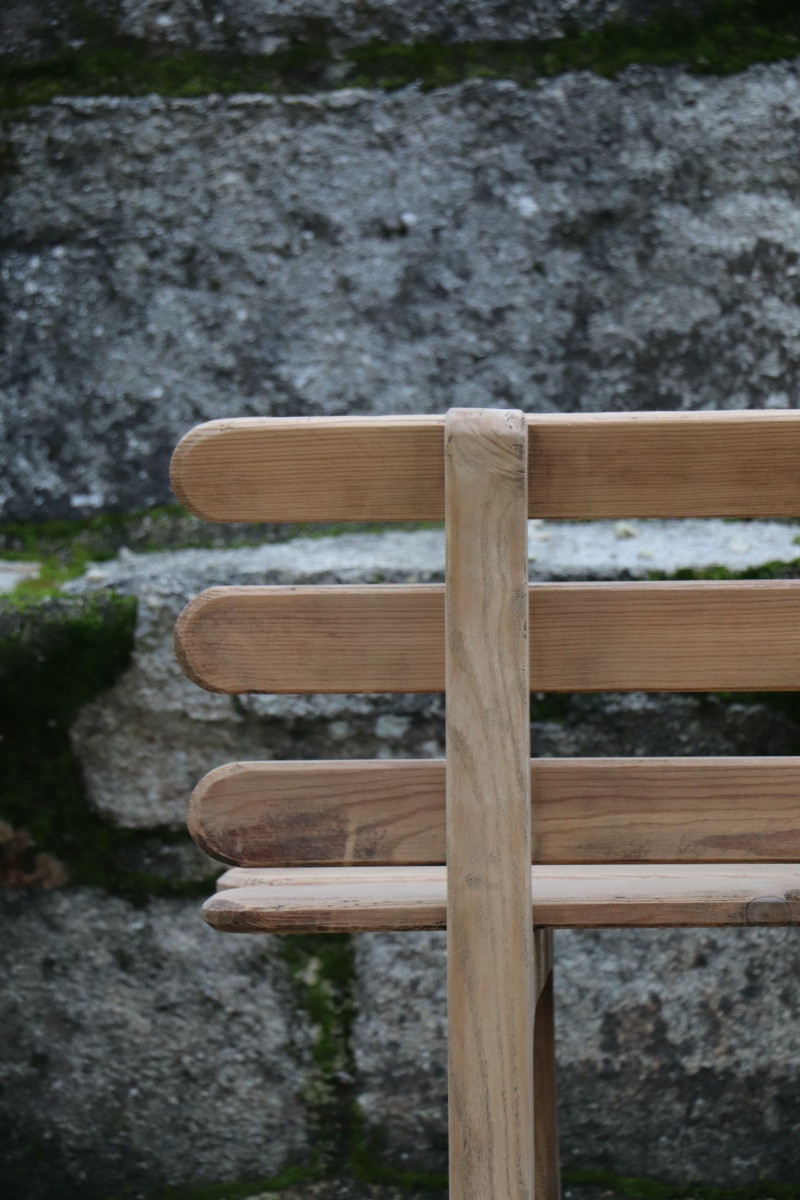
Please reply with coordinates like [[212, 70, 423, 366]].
[[171, 411, 800, 522]]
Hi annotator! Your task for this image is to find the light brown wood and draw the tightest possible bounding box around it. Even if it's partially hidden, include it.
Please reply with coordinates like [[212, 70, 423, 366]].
[[170, 411, 800, 522], [188, 757, 800, 867], [204, 864, 800, 931], [533, 930, 561, 1200], [189, 759, 446, 867], [175, 580, 800, 694], [174, 404, 800, 1196], [445, 409, 533, 1200], [215, 865, 442, 890], [175, 585, 444, 694]]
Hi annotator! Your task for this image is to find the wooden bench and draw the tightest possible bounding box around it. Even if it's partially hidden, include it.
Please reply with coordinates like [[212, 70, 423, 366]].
[[171, 408, 800, 1200]]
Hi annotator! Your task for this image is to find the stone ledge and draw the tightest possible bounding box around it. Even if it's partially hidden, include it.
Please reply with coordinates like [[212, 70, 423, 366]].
[[0, 889, 311, 1197], [0, 1, 698, 62], [7, 68, 800, 520]]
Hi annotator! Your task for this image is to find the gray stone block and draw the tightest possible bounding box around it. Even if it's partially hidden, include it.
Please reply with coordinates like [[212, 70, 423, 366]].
[[4, 518, 800, 1189], [6, 66, 800, 518], [353, 927, 800, 1184], [0, 889, 310, 1198], [0, 1, 694, 61]]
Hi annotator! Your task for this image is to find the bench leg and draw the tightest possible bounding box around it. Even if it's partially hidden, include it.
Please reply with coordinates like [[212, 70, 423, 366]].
[[534, 929, 561, 1200]]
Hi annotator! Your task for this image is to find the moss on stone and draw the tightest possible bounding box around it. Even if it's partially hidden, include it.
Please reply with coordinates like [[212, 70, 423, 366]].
[[348, 1104, 447, 1191], [94, 1161, 800, 1199], [0, 592, 215, 899], [138, 1161, 324, 1200], [0, 505, 270, 598], [279, 933, 357, 1172], [4, 0, 800, 111], [0, 43, 334, 111], [650, 556, 800, 582], [348, 0, 800, 89], [0, 509, 444, 601]]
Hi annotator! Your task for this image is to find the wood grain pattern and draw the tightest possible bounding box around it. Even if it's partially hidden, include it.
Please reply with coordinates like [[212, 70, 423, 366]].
[[204, 864, 800, 931], [445, 409, 533, 1200], [175, 580, 800, 694], [188, 757, 800, 867], [175, 403, 800, 1195], [208, 868, 800, 931], [170, 411, 800, 522], [215, 864, 441, 890], [533, 930, 561, 1200]]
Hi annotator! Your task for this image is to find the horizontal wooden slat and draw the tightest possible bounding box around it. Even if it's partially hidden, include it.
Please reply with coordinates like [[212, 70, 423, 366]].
[[170, 412, 800, 522], [204, 863, 800, 931], [188, 758, 800, 867], [175, 581, 800, 694]]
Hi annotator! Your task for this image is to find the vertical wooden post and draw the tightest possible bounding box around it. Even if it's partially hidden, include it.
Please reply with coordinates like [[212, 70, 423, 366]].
[[446, 408, 533, 1200]]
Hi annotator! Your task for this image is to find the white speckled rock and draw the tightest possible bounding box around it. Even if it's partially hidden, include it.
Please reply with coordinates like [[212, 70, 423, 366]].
[[6, 67, 800, 517], [0, 889, 310, 1197], [353, 926, 800, 1183], [0, 1, 687, 60]]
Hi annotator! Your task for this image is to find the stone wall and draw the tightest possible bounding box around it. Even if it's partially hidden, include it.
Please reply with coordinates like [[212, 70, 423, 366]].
[[0, 2, 700, 61], [7, 63, 800, 521], [5, 524, 800, 1196], [3, 2, 800, 1196]]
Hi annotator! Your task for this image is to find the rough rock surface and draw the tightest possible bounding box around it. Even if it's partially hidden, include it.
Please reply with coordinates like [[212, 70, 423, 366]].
[[6, 66, 800, 518], [354, 927, 800, 1184], [0, 888, 310, 1199], [67, 520, 800, 830], [0, 0, 693, 61], [5, 517, 800, 1191]]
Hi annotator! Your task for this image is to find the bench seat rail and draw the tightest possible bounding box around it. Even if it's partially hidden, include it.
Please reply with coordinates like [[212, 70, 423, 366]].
[[206, 863, 800, 932]]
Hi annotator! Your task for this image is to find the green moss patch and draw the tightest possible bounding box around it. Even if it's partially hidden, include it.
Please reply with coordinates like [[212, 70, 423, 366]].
[[349, 1105, 447, 1191], [0, 509, 444, 601], [651, 556, 800, 582], [0, 506, 271, 599], [347, 0, 800, 89], [0, 592, 214, 899], [135, 1161, 323, 1200], [280, 933, 357, 1172], [0, 44, 332, 111], [4, 0, 800, 111], [135, 1165, 800, 1199]]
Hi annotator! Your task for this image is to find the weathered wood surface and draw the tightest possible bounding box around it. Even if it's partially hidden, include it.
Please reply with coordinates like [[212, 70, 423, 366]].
[[205, 864, 800, 931], [171, 411, 800, 522], [175, 580, 800, 694], [188, 757, 800, 867], [174, 403, 800, 1197], [445, 409, 533, 1200]]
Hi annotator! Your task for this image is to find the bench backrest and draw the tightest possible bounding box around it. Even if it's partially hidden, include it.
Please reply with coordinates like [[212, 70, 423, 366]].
[[173, 409, 800, 874], [172, 407, 800, 1200]]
